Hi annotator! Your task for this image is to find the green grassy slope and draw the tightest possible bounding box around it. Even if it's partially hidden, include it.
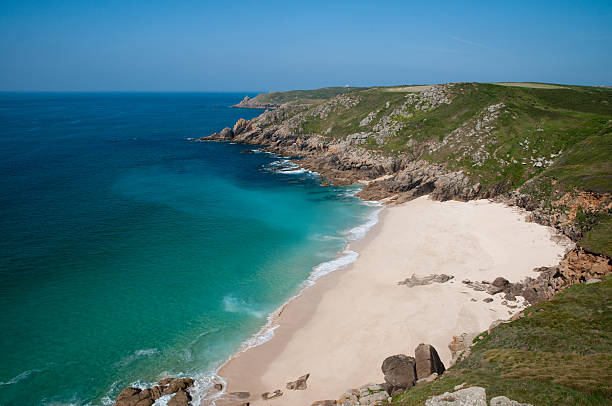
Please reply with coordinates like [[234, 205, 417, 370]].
[[392, 276, 612, 406], [252, 83, 612, 256], [249, 86, 365, 105]]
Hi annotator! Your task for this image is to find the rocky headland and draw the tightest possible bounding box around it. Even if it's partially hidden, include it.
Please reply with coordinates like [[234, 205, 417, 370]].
[[115, 83, 611, 406]]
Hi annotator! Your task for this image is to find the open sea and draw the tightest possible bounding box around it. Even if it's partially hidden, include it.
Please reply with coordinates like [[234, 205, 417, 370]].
[[0, 93, 378, 405]]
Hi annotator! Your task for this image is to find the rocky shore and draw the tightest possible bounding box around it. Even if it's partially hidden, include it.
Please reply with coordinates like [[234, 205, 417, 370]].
[[114, 84, 611, 406]]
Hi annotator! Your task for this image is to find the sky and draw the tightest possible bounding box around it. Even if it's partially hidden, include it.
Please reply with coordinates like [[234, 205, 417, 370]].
[[0, 0, 611, 91]]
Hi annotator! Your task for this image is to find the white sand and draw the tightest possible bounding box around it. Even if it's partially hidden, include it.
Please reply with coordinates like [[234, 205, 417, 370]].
[[215, 196, 570, 405]]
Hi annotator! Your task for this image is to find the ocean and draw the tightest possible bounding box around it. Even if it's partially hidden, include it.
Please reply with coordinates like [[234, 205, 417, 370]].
[[0, 93, 378, 405]]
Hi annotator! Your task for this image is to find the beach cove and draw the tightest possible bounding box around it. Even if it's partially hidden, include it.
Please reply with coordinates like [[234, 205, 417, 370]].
[[216, 195, 571, 405]]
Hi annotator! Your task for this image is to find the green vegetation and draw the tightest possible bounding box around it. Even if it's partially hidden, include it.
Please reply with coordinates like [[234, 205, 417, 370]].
[[580, 213, 612, 258], [392, 276, 612, 406], [251, 83, 612, 257], [250, 86, 365, 105]]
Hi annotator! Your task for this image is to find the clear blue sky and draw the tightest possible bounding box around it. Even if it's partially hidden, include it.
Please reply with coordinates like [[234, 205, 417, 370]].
[[1, 0, 610, 91]]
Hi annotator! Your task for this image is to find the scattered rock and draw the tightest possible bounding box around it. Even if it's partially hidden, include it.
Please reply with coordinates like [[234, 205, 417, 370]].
[[310, 401, 337, 406], [425, 386, 487, 406], [414, 344, 445, 379], [261, 389, 283, 400], [487, 277, 510, 295], [490, 396, 533, 406], [286, 373, 310, 390], [453, 383, 467, 391], [483, 298, 494, 303], [398, 274, 454, 287], [381, 354, 417, 390], [586, 278, 601, 284]]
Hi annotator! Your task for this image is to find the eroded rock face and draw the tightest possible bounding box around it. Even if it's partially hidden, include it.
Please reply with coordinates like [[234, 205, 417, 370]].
[[381, 354, 417, 390], [414, 344, 445, 380], [425, 386, 487, 406]]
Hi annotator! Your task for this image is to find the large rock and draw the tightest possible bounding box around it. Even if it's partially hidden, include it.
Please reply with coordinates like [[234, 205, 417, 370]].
[[286, 373, 310, 390], [487, 277, 510, 295], [381, 354, 416, 389], [490, 396, 533, 406], [163, 378, 194, 395], [168, 389, 191, 406], [113, 387, 154, 406], [425, 386, 487, 406], [414, 344, 445, 379]]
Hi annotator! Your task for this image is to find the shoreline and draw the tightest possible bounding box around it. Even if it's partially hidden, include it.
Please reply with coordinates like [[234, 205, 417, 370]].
[[212, 196, 571, 405]]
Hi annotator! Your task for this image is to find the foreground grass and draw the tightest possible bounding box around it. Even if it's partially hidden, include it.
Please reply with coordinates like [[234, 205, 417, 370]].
[[392, 276, 612, 406]]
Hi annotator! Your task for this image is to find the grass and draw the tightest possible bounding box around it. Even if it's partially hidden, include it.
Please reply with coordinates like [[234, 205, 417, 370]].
[[392, 276, 612, 406], [251, 83, 612, 257], [249, 86, 365, 105], [579, 212, 612, 258]]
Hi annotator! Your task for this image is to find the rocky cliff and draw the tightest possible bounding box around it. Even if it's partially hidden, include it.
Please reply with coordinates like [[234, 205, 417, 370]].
[[206, 83, 612, 259]]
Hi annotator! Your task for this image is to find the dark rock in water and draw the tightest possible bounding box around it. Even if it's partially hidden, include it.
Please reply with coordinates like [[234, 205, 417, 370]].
[[262, 389, 283, 400], [381, 354, 416, 390], [158, 377, 173, 386], [113, 387, 154, 406], [414, 343, 445, 380], [213, 382, 223, 391], [163, 378, 194, 395], [168, 389, 191, 406], [286, 373, 310, 390]]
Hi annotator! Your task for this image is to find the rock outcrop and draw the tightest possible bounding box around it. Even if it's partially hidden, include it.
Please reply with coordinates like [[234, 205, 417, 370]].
[[339, 383, 389, 405], [425, 386, 487, 406], [398, 274, 453, 287], [113, 378, 194, 406]]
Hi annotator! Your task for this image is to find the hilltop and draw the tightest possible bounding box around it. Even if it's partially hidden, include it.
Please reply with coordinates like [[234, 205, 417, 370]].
[[212, 82, 612, 258]]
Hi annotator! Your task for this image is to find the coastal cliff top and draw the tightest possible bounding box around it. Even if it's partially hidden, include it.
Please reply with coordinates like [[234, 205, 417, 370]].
[[223, 82, 611, 258]]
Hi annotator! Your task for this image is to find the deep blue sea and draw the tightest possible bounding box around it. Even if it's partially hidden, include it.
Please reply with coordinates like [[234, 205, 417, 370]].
[[0, 93, 377, 405]]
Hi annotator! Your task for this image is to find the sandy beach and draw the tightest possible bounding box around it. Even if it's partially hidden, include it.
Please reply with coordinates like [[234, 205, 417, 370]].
[[216, 196, 570, 405]]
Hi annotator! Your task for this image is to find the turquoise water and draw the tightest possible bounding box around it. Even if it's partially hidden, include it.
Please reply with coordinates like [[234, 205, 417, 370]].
[[0, 93, 376, 405]]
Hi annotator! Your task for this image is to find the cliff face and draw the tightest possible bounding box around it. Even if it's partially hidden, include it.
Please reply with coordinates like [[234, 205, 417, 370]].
[[206, 83, 612, 257]]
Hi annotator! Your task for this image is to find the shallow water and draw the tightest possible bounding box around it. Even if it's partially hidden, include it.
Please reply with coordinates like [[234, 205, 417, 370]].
[[0, 93, 376, 405]]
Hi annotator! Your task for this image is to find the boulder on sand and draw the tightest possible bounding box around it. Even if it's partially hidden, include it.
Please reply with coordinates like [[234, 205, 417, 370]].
[[414, 343, 445, 379], [381, 354, 417, 390], [286, 373, 310, 390]]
